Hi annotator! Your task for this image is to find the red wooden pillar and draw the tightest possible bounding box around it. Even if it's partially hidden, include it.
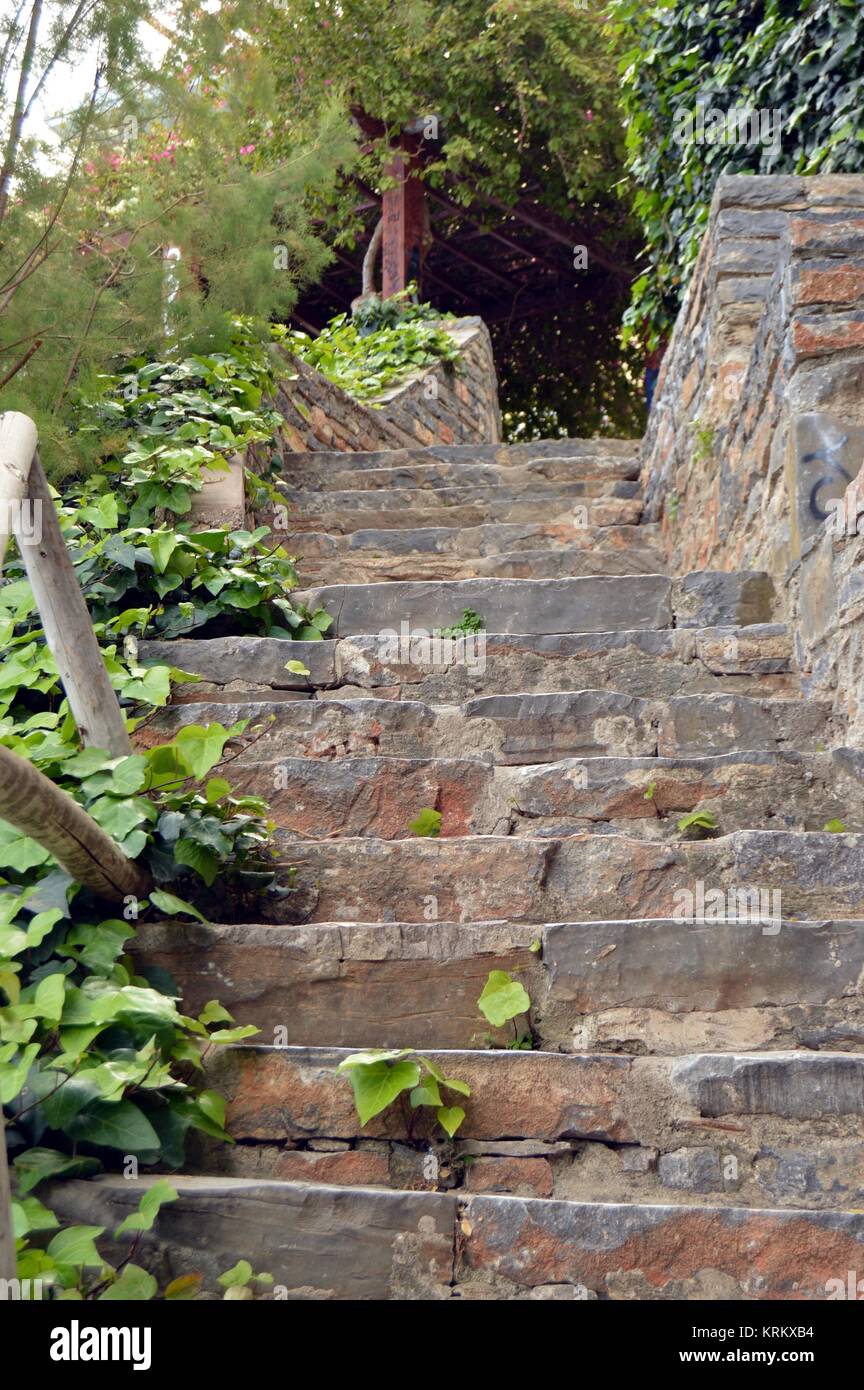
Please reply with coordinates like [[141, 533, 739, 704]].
[[381, 133, 425, 298]]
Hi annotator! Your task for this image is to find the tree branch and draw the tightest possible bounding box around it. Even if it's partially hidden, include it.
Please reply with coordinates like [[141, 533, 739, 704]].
[[0, 0, 42, 230]]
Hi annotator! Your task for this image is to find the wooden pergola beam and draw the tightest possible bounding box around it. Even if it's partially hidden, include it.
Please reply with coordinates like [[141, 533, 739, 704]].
[[428, 233, 517, 291]]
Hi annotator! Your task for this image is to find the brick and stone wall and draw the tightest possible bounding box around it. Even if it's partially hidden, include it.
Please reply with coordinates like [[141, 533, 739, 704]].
[[641, 173, 864, 741], [260, 316, 500, 460]]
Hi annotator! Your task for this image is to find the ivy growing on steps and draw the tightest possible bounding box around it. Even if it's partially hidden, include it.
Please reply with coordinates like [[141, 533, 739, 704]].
[[0, 313, 314, 1295]]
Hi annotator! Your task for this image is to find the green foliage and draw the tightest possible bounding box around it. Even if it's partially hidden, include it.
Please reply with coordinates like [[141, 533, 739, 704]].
[[409, 808, 442, 839], [823, 819, 847, 834], [67, 522, 305, 643], [477, 969, 533, 1050], [279, 293, 460, 403], [677, 810, 719, 839], [14, 1179, 272, 1299], [75, 326, 286, 522], [0, 2, 356, 479], [337, 1049, 470, 1138], [690, 421, 715, 465], [433, 608, 485, 638], [477, 971, 532, 1029], [261, 0, 642, 438], [608, 0, 864, 345], [266, 1, 629, 223]]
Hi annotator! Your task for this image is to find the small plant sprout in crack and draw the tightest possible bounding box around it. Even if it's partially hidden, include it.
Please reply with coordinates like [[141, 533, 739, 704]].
[[408, 807, 442, 838], [823, 819, 847, 833], [689, 419, 715, 464], [433, 608, 485, 638], [677, 810, 719, 840], [477, 970, 534, 1050], [337, 1050, 471, 1139]]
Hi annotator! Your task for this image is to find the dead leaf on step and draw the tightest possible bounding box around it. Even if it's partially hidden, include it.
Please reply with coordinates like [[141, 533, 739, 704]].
[[596, 944, 618, 959]]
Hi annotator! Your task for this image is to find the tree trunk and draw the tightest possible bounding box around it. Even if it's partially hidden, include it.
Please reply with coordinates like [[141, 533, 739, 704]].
[[361, 216, 383, 298]]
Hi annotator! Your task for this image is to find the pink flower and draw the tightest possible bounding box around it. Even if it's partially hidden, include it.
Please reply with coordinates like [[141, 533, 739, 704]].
[[323, 78, 332, 86], [585, 109, 594, 120], [239, 144, 256, 156]]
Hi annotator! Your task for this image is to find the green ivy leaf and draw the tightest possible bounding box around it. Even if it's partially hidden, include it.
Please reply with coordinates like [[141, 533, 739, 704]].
[[408, 807, 442, 838], [436, 1106, 465, 1138], [346, 1058, 421, 1125], [477, 970, 531, 1028]]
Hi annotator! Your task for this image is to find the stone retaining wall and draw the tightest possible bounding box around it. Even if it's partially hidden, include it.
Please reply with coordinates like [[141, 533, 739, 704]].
[[642, 173, 864, 741], [260, 316, 500, 460]]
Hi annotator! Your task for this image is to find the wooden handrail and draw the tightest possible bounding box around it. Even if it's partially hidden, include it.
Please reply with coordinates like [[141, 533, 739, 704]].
[[0, 745, 151, 901], [0, 411, 150, 899], [0, 411, 131, 756]]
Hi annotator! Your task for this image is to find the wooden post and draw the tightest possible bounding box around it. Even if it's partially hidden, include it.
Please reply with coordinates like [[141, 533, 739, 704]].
[[16, 451, 132, 756], [381, 134, 425, 298], [0, 411, 37, 570], [0, 1123, 14, 1285]]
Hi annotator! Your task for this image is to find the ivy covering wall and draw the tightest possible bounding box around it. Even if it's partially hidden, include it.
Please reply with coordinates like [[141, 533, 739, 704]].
[[609, 0, 864, 345]]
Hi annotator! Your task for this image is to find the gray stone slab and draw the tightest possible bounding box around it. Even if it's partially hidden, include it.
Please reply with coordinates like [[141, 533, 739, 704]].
[[291, 576, 673, 636], [47, 1176, 457, 1300]]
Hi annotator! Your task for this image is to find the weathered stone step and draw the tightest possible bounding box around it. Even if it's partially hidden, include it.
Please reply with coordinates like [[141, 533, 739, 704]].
[[194, 1045, 864, 1212], [265, 831, 864, 925], [289, 456, 641, 494], [222, 749, 862, 840], [298, 542, 667, 584], [49, 1174, 863, 1299], [141, 691, 830, 764], [135, 914, 864, 1056], [293, 519, 662, 565], [142, 624, 795, 703], [291, 572, 777, 637], [281, 438, 641, 481], [275, 491, 642, 532]]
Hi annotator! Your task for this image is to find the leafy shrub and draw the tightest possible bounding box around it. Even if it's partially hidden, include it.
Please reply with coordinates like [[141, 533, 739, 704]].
[[608, 0, 864, 345], [76, 321, 286, 524], [278, 289, 461, 403]]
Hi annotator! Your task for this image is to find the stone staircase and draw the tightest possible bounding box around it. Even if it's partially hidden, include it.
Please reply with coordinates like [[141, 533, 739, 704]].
[[53, 437, 864, 1300]]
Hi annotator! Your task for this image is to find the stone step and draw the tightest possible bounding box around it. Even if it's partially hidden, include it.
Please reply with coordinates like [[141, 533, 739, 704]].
[[288, 456, 642, 494], [298, 542, 667, 583], [281, 438, 642, 481], [222, 749, 863, 840], [290, 573, 777, 637], [135, 914, 864, 1056], [141, 691, 831, 765], [274, 491, 643, 532], [48, 1174, 862, 1299], [191, 1045, 864, 1212], [292, 519, 662, 564], [263, 830, 864, 925], [141, 624, 796, 703]]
